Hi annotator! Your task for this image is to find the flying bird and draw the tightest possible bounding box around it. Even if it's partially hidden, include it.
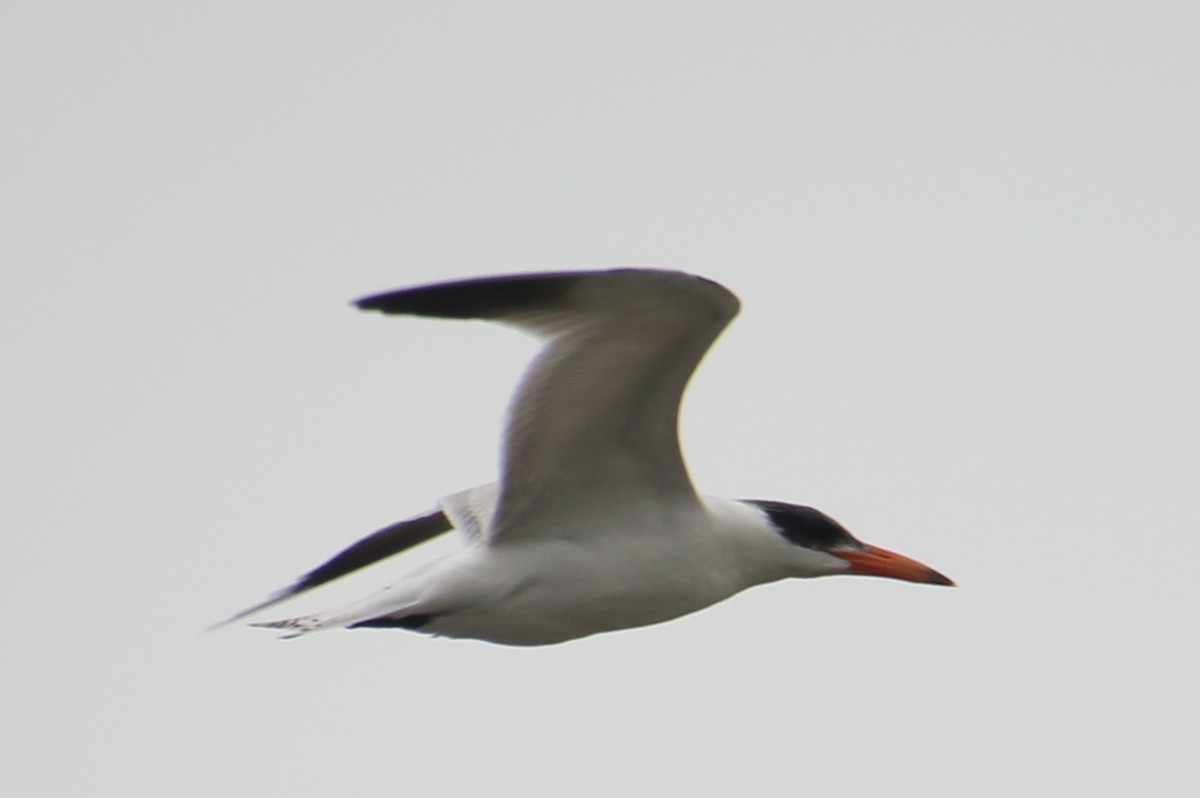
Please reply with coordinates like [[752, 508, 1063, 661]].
[[222, 269, 952, 645]]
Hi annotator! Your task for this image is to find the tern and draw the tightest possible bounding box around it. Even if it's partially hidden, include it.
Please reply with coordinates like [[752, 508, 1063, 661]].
[[223, 269, 952, 645]]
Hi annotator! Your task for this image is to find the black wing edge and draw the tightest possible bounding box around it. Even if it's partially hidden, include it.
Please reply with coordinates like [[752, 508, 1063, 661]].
[[209, 509, 453, 630], [353, 270, 596, 320]]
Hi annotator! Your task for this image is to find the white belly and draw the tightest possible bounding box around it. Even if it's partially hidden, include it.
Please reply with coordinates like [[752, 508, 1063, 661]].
[[421, 536, 747, 646]]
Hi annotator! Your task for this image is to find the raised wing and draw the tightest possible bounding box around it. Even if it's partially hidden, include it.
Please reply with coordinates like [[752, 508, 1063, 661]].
[[213, 509, 452, 628], [356, 269, 740, 543]]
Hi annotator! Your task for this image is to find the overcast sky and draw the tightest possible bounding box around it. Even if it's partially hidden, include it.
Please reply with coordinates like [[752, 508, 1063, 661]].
[[5, 3, 1198, 796]]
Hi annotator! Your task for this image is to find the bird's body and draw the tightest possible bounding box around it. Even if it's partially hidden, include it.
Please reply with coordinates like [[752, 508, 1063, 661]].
[[223, 269, 952, 645], [275, 490, 839, 645]]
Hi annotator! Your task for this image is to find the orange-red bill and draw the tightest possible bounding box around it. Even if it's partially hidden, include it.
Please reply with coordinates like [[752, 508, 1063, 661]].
[[835, 544, 955, 586]]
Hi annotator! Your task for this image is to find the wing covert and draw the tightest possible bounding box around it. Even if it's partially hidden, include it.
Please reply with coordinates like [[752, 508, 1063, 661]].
[[357, 269, 740, 544]]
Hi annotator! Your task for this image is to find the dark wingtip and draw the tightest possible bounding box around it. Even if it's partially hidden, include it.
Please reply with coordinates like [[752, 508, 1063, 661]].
[[293, 510, 452, 592], [353, 272, 587, 319], [206, 587, 298, 632], [211, 511, 452, 632]]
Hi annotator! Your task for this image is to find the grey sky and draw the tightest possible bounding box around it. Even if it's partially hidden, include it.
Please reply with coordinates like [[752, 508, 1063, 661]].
[[5, 3, 1198, 795]]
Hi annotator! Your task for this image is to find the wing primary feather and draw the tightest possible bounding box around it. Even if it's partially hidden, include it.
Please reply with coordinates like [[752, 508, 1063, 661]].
[[210, 509, 452, 629], [292, 509, 452, 589], [354, 271, 590, 319]]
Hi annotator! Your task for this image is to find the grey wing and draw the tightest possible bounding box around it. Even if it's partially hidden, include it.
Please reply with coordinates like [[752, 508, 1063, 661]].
[[356, 269, 740, 544], [213, 509, 452, 627]]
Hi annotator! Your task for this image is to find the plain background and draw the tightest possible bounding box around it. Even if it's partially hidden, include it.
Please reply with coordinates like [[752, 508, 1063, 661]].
[[5, 3, 1197, 795]]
